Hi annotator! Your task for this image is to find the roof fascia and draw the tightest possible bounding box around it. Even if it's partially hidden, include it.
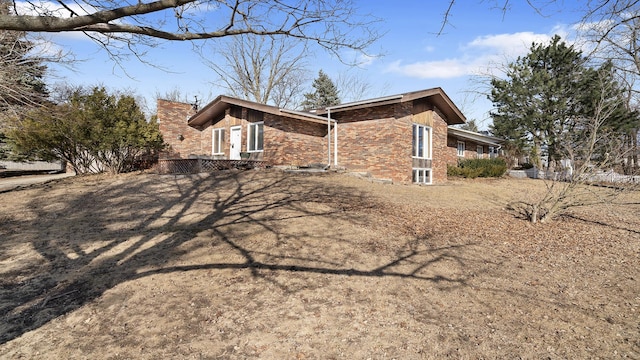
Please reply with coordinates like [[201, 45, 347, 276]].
[[448, 127, 503, 146]]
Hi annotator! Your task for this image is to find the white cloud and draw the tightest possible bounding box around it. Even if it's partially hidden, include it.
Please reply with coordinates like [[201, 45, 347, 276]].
[[387, 58, 475, 79], [29, 36, 64, 57], [385, 31, 562, 79], [467, 32, 552, 55], [14, 1, 101, 41], [14, 1, 93, 17]]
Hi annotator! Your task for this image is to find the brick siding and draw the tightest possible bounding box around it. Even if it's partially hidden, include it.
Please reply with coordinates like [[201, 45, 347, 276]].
[[157, 98, 463, 184], [446, 137, 488, 164], [430, 111, 450, 184], [157, 99, 201, 158], [266, 114, 327, 166], [334, 103, 410, 182], [332, 101, 451, 183]]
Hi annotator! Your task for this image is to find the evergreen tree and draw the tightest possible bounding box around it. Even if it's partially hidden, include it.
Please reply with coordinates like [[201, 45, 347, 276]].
[[489, 35, 638, 168], [459, 119, 479, 132], [9, 87, 164, 174], [0, 0, 48, 159], [302, 70, 340, 110]]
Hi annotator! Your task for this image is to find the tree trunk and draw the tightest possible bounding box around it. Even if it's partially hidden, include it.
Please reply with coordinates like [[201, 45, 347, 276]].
[[530, 204, 538, 224]]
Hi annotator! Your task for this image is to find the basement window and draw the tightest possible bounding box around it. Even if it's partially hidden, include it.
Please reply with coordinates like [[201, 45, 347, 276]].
[[413, 168, 432, 185]]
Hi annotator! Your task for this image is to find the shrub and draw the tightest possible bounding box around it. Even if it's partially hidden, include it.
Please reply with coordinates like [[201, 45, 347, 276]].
[[515, 162, 534, 170], [448, 158, 507, 178], [8, 87, 164, 174]]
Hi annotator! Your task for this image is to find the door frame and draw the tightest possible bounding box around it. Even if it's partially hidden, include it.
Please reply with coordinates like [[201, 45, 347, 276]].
[[229, 125, 242, 160]]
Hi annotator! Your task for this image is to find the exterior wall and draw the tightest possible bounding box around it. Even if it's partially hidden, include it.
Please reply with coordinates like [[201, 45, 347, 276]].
[[157, 99, 201, 159], [430, 109, 451, 184], [335, 103, 413, 182], [202, 106, 261, 161], [266, 115, 327, 166], [333, 100, 452, 184], [184, 105, 327, 166], [445, 136, 489, 164]]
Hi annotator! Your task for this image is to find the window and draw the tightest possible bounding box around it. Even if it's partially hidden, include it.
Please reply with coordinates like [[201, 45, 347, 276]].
[[247, 122, 264, 152], [412, 124, 432, 159], [212, 128, 225, 155], [457, 141, 465, 157], [476, 145, 483, 158], [413, 168, 432, 185], [412, 124, 432, 184]]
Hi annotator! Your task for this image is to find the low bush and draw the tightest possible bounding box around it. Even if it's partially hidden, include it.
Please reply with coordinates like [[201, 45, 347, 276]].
[[514, 162, 535, 170], [447, 158, 507, 178]]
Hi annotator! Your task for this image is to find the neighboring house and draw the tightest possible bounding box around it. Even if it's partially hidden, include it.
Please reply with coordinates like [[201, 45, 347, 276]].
[[157, 88, 501, 184]]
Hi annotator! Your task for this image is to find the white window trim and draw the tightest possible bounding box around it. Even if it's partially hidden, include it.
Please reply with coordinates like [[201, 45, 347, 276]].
[[457, 141, 465, 157], [212, 128, 224, 155], [412, 124, 433, 185], [476, 145, 483, 158], [412, 168, 432, 185], [412, 124, 432, 160], [247, 121, 264, 152]]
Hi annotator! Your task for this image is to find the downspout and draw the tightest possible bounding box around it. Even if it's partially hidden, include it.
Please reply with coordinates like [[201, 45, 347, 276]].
[[325, 108, 338, 168], [327, 108, 331, 167], [334, 118, 338, 166]]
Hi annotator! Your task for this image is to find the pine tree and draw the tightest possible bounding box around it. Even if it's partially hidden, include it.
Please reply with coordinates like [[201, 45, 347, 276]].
[[0, 0, 48, 159], [0, 1, 47, 113], [491, 36, 599, 167], [301, 70, 340, 110], [490, 35, 639, 170], [459, 119, 479, 132]]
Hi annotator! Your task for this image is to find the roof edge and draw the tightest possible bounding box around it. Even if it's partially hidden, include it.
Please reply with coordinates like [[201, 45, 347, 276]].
[[448, 127, 503, 146]]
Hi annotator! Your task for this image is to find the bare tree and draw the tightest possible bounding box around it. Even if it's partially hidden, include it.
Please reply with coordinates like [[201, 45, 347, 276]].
[[439, 1, 638, 36], [335, 70, 389, 103], [203, 34, 310, 108], [576, 1, 640, 170], [0, 0, 381, 62], [576, 1, 639, 94]]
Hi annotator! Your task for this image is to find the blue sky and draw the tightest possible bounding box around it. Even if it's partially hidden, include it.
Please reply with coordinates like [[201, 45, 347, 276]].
[[39, 1, 588, 129]]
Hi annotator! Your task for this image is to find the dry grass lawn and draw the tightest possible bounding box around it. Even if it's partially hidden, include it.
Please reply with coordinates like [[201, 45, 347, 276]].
[[0, 170, 638, 359]]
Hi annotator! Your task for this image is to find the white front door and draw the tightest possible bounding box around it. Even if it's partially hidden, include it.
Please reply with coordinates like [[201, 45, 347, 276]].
[[229, 126, 242, 160]]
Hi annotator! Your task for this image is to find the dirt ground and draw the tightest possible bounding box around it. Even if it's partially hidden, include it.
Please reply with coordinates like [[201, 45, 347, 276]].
[[0, 169, 638, 359]]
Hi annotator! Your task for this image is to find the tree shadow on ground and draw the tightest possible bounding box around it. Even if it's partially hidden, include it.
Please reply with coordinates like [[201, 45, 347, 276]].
[[562, 213, 640, 235], [0, 170, 481, 344]]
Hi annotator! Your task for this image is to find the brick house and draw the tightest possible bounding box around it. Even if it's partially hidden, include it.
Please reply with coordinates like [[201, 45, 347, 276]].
[[157, 87, 500, 184]]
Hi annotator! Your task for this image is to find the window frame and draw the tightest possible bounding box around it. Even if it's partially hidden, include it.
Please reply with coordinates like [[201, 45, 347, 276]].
[[212, 128, 225, 155], [412, 124, 432, 159], [247, 121, 264, 152], [412, 168, 432, 185], [412, 124, 433, 185], [457, 141, 465, 157], [476, 145, 483, 158]]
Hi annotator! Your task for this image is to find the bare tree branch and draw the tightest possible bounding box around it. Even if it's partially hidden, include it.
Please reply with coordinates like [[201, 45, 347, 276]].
[[0, 0, 382, 61], [202, 34, 310, 108]]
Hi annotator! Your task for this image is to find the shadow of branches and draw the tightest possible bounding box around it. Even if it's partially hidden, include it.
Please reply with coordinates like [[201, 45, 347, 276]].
[[0, 170, 481, 344]]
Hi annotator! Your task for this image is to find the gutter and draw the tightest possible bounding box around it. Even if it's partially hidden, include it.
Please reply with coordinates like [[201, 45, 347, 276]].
[[324, 94, 404, 112]]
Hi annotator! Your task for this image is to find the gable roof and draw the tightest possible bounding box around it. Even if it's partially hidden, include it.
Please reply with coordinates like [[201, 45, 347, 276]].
[[317, 87, 466, 125], [188, 95, 331, 129], [188, 87, 466, 129]]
